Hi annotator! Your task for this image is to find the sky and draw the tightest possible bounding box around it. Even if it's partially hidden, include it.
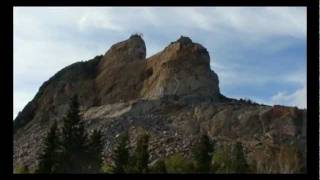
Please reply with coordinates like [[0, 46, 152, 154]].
[[13, 7, 307, 119]]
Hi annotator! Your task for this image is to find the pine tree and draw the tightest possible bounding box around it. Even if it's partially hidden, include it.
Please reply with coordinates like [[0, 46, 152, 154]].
[[35, 121, 60, 173], [59, 95, 88, 173], [212, 144, 233, 173], [132, 132, 149, 173], [112, 132, 130, 173], [35, 95, 105, 173], [230, 142, 249, 173], [87, 129, 104, 173], [192, 134, 214, 173]]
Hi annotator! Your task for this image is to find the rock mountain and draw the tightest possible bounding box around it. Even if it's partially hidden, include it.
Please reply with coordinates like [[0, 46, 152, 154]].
[[13, 35, 306, 172]]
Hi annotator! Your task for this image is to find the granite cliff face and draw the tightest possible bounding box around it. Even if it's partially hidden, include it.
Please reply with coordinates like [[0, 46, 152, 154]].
[[13, 35, 306, 172]]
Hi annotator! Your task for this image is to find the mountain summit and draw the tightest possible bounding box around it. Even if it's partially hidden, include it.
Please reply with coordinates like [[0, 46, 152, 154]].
[[14, 35, 306, 172]]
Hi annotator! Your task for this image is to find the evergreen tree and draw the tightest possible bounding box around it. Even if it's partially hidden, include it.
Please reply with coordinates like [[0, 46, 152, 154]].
[[192, 134, 214, 173], [112, 132, 130, 173], [132, 132, 150, 173], [35, 95, 106, 174], [212, 144, 233, 173], [230, 142, 249, 173], [35, 121, 60, 173], [87, 129, 104, 173], [59, 95, 88, 173]]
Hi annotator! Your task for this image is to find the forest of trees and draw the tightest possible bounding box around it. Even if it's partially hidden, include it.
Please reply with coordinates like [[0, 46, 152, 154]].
[[14, 95, 302, 174], [34, 95, 103, 173]]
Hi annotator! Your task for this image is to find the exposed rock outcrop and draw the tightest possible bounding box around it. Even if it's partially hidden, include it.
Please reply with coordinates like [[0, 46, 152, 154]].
[[141, 36, 220, 100], [13, 35, 306, 172]]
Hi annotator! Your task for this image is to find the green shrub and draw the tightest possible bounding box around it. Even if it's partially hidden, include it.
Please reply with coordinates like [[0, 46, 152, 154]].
[[14, 165, 29, 174], [165, 153, 194, 173], [212, 143, 249, 173], [101, 162, 113, 174]]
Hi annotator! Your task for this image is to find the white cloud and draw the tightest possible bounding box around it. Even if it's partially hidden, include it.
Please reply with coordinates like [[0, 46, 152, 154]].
[[226, 84, 307, 109], [70, 7, 306, 41], [77, 10, 124, 32], [270, 84, 306, 108], [211, 7, 306, 41], [13, 7, 307, 118], [211, 60, 306, 88]]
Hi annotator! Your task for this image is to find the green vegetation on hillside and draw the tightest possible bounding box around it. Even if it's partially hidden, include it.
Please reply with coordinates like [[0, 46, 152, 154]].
[[35, 95, 103, 174], [30, 95, 304, 174], [112, 132, 130, 173], [192, 134, 214, 173]]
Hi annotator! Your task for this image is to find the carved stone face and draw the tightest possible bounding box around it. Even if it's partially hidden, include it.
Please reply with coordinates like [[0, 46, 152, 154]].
[[129, 45, 146, 59], [127, 35, 146, 60]]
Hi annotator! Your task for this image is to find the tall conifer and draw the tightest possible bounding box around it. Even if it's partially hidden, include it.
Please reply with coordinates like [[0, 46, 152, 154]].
[[60, 95, 88, 173], [35, 121, 60, 173], [192, 134, 214, 173]]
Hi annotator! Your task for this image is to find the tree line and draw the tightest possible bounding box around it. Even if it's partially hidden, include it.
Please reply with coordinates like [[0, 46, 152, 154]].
[[14, 95, 302, 174], [35, 95, 103, 173]]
